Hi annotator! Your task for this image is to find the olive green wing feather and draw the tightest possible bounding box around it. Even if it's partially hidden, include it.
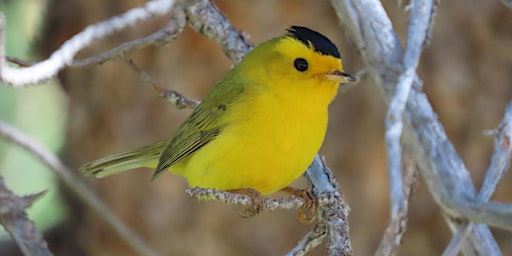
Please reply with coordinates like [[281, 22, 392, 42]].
[[152, 77, 246, 180]]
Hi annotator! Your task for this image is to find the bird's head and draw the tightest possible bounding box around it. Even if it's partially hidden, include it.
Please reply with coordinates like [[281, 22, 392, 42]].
[[238, 26, 355, 94]]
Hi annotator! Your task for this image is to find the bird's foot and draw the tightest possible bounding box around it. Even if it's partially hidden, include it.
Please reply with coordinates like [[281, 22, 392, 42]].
[[281, 187, 317, 223], [228, 188, 264, 217]]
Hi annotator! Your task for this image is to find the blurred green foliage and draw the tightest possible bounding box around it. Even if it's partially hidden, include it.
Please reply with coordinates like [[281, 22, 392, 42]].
[[0, 0, 67, 236]]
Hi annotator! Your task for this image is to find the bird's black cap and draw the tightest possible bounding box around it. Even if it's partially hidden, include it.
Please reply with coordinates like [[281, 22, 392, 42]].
[[286, 26, 341, 58]]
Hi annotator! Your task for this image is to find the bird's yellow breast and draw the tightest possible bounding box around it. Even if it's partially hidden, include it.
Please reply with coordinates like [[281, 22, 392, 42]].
[[171, 77, 337, 195]]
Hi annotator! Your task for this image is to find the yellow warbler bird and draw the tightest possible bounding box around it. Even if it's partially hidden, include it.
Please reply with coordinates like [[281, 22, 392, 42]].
[[80, 26, 355, 196]]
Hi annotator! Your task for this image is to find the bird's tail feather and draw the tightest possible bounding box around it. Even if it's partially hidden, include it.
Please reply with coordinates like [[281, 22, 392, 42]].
[[80, 140, 169, 178]]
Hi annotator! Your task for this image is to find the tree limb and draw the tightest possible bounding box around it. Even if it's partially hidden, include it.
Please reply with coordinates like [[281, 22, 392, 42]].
[[385, 0, 434, 225], [0, 176, 51, 256], [332, 0, 508, 255], [0, 0, 178, 86]]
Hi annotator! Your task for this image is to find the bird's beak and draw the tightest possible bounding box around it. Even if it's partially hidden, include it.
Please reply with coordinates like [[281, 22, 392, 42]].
[[322, 70, 356, 84]]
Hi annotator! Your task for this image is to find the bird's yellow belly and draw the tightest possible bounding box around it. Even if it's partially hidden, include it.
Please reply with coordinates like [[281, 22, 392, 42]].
[[171, 98, 328, 195]]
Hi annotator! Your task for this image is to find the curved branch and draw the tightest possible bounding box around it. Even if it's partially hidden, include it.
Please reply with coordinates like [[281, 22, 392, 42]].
[[0, 122, 160, 256], [71, 11, 186, 68], [0, 0, 177, 86]]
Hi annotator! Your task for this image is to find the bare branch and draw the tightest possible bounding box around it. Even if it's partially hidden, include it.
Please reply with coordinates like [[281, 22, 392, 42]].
[[124, 58, 200, 109], [0, 122, 160, 256], [445, 100, 512, 255], [303, 156, 352, 256], [479, 101, 512, 201], [331, 0, 505, 254], [0, 176, 51, 256], [186, 156, 352, 256], [185, 0, 254, 64], [6, 56, 35, 67], [385, 0, 434, 224], [0, 0, 177, 86], [285, 224, 327, 256], [185, 187, 306, 211], [376, 151, 418, 255], [442, 223, 475, 256], [71, 11, 186, 68]]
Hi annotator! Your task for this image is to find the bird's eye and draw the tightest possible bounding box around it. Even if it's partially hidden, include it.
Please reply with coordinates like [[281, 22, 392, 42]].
[[293, 58, 308, 72]]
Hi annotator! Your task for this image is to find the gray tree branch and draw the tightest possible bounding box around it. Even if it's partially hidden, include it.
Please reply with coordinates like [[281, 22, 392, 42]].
[[332, 0, 511, 255], [444, 100, 512, 255], [385, 0, 434, 227], [0, 0, 178, 85]]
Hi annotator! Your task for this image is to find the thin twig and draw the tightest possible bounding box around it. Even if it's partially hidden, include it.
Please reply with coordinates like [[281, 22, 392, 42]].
[[285, 224, 327, 256], [124, 58, 200, 109], [0, 122, 160, 256], [0, 176, 52, 256], [376, 149, 418, 255], [71, 12, 186, 68], [442, 223, 474, 256], [4, 5, 186, 71], [6, 56, 35, 67], [478, 101, 512, 201], [0, 0, 177, 86], [443, 100, 512, 255]]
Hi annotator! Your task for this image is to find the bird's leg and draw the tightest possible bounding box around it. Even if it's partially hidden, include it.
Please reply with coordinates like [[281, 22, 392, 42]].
[[228, 188, 265, 217], [281, 187, 317, 223]]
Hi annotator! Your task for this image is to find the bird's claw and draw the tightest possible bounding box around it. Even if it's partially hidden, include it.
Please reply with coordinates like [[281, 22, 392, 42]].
[[282, 187, 317, 223], [229, 188, 265, 217]]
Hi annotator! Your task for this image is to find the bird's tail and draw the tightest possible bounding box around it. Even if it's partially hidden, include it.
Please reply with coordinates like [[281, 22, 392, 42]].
[[80, 140, 168, 178]]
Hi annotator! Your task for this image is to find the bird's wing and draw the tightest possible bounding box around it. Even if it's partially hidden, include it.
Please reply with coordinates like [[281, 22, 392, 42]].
[[152, 77, 246, 180]]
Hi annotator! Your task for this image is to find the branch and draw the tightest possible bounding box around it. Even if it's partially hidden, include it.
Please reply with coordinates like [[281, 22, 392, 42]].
[[0, 122, 160, 256], [185, 0, 254, 64], [185, 187, 306, 211], [302, 156, 352, 255], [444, 100, 512, 255], [479, 101, 512, 201], [385, 0, 434, 224], [6, 56, 35, 67], [380, 0, 433, 253], [331, 0, 506, 254], [70, 10, 186, 68], [0, 176, 51, 256], [124, 58, 200, 109], [285, 224, 327, 256], [376, 151, 418, 255], [184, 156, 351, 256], [0, 0, 178, 86]]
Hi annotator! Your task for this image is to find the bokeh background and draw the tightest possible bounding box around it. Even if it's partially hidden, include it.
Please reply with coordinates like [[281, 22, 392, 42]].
[[1, 0, 512, 255]]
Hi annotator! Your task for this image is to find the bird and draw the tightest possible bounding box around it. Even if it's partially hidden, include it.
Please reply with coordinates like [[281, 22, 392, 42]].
[[80, 26, 355, 198]]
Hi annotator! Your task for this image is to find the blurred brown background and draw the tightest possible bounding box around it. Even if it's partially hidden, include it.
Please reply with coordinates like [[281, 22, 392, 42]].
[[25, 0, 512, 255]]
